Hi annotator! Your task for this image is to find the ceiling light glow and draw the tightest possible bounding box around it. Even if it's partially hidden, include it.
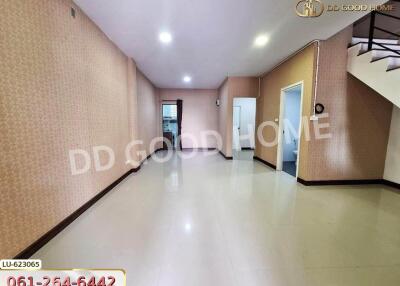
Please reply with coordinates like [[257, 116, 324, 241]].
[[254, 35, 269, 47], [184, 223, 192, 232], [183, 76, 192, 83], [159, 32, 172, 44]]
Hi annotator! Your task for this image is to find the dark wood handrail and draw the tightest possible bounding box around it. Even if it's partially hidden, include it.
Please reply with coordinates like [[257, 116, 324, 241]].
[[368, 10, 400, 54], [368, 11, 376, 50], [374, 26, 400, 38], [372, 41, 400, 56], [376, 11, 400, 21]]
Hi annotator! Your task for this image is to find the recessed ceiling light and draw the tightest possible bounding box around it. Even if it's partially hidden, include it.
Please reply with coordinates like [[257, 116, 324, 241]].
[[183, 76, 191, 83], [254, 35, 269, 47], [159, 32, 172, 44]]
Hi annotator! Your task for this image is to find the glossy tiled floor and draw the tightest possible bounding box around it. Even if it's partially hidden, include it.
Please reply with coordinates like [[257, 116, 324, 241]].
[[34, 151, 400, 285], [232, 149, 254, 160]]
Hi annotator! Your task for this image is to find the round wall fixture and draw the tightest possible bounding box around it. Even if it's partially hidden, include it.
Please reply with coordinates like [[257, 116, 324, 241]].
[[315, 103, 325, 114]]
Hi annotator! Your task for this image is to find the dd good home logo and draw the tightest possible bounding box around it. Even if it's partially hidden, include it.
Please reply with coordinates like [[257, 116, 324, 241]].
[[296, 0, 325, 17]]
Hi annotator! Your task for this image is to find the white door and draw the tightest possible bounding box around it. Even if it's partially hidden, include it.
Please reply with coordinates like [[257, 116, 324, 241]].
[[233, 106, 241, 150]]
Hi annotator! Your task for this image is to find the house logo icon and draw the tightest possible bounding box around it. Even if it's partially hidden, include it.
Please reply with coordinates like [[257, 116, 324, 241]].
[[296, 0, 325, 17]]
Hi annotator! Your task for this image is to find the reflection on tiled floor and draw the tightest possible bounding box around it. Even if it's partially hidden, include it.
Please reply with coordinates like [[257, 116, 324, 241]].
[[34, 151, 400, 286], [232, 150, 254, 160]]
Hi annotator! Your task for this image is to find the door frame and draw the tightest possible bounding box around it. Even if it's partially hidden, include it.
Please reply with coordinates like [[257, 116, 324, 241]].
[[161, 102, 178, 150], [232, 105, 242, 151], [161, 101, 177, 134], [232, 97, 257, 154], [276, 81, 304, 178]]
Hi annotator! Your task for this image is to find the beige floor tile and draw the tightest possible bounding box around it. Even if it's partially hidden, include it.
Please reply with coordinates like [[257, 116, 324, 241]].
[[33, 151, 400, 286], [235, 267, 307, 286]]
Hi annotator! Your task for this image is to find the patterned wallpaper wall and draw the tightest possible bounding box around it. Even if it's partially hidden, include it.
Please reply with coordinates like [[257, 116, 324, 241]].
[[218, 77, 259, 157], [306, 27, 393, 180], [159, 89, 219, 149], [136, 71, 162, 157], [254, 44, 316, 172], [254, 27, 393, 181], [217, 80, 229, 156], [0, 0, 154, 258]]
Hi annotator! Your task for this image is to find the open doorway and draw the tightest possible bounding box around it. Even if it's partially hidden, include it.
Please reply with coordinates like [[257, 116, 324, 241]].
[[232, 98, 256, 160], [277, 82, 303, 177], [162, 103, 178, 149]]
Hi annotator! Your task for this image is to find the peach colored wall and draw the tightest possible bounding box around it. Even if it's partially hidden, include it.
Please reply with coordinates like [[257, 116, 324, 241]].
[[137, 70, 162, 157], [218, 77, 259, 157], [218, 80, 229, 155], [305, 27, 393, 181], [126, 58, 142, 167], [353, 1, 400, 39], [159, 89, 219, 148], [255, 27, 393, 181], [384, 106, 400, 184], [0, 0, 159, 259], [255, 44, 316, 171]]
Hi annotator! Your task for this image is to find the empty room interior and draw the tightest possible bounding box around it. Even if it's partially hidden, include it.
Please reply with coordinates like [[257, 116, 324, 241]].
[[1, 0, 400, 285]]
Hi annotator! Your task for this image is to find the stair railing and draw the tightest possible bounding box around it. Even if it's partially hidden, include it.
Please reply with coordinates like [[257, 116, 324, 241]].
[[368, 10, 400, 56]]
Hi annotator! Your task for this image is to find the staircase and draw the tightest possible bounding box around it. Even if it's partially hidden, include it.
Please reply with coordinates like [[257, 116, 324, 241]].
[[347, 11, 400, 108]]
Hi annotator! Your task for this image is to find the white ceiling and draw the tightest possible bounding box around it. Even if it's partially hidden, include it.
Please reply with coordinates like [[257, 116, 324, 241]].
[[74, 0, 385, 89]]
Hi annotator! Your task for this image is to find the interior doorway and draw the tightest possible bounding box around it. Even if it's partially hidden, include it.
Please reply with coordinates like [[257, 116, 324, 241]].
[[232, 98, 256, 160], [277, 82, 303, 177], [162, 103, 178, 149]]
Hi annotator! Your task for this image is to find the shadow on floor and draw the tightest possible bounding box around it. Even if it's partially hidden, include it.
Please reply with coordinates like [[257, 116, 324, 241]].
[[283, 161, 296, 177]]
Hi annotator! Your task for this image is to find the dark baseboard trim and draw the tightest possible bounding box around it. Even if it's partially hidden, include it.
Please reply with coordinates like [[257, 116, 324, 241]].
[[297, 177, 382, 186], [297, 178, 400, 193], [241, 147, 255, 151], [382, 179, 400, 192], [218, 151, 233, 160], [14, 169, 134, 259], [146, 148, 163, 159], [181, 148, 217, 151], [132, 165, 141, 172], [160, 148, 216, 152], [253, 156, 276, 170], [14, 148, 163, 259]]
